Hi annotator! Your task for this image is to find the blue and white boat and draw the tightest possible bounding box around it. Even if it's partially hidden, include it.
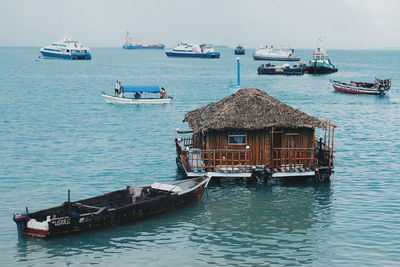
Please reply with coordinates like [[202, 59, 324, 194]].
[[234, 45, 245, 55], [101, 85, 172, 104], [39, 37, 91, 60], [166, 42, 220, 58]]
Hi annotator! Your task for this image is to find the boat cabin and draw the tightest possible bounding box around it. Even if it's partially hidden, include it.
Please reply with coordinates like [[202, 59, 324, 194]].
[[175, 88, 336, 180]]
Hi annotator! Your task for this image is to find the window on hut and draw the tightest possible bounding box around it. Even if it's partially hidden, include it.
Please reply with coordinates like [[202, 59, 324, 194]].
[[228, 130, 247, 145]]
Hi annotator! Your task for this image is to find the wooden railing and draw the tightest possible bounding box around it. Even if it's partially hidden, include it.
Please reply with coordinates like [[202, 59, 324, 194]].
[[181, 149, 251, 173], [272, 148, 315, 169], [180, 137, 193, 147], [176, 137, 334, 173]]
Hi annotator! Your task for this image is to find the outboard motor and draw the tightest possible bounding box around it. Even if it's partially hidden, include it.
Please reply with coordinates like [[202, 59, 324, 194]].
[[13, 212, 29, 238]]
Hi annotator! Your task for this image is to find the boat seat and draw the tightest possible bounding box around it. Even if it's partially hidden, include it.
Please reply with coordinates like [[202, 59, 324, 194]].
[[128, 186, 143, 203]]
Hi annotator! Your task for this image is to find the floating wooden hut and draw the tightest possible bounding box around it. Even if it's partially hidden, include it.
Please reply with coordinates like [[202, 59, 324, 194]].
[[175, 88, 336, 181]]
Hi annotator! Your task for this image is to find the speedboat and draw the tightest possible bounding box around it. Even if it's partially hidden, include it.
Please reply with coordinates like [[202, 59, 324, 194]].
[[165, 42, 220, 58], [305, 47, 337, 74], [13, 176, 211, 238], [39, 37, 91, 60], [253, 46, 300, 61], [330, 78, 391, 95], [234, 45, 245, 55], [257, 62, 306, 75], [101, 85, 173, 104]]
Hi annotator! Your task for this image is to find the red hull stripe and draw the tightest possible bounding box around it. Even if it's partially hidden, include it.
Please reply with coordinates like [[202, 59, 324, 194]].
[[332, 85, 380, 95], [26, 228, 49, 238]]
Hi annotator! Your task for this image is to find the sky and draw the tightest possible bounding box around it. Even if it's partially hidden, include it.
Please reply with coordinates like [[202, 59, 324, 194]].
[[1, 0, 399, 49]]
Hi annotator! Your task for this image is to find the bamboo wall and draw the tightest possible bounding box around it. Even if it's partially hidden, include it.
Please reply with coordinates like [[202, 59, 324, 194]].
[[192, 127, 315, 167]]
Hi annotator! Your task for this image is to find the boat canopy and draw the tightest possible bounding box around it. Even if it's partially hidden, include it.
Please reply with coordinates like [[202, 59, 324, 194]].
[[123, 86, 161, 93]]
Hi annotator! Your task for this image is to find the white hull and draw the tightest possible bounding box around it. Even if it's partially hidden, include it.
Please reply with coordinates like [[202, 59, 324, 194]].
[[101, 94, 172, 104]]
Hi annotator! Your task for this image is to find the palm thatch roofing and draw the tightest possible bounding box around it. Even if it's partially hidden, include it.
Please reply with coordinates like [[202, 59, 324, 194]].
[[184, 88, 335, 133]]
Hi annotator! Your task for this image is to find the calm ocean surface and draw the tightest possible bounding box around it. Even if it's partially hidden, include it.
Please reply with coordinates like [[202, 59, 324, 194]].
[[0, 47, 399, 266]]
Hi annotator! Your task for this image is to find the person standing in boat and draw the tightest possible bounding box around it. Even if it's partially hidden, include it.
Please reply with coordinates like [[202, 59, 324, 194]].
[[160, 87, 166, 98], [114, 81, 120, 96], [119, 82, 124, 98]]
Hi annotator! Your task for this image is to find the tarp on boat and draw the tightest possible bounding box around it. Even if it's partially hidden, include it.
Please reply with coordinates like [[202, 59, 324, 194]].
[[122, 86, 161, 93]]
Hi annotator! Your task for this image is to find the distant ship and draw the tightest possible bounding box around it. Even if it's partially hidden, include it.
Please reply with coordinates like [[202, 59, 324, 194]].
[[39, 37, 91, 60], [165, 42, 220, 58], [305, 47, 337, 74], [234, 45, 245, 55], [122, 31, 165, 50], [253, 45, 300, 61]]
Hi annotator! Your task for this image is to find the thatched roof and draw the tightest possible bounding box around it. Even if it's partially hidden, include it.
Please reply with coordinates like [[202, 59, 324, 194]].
[[184, 88, 334, 133]]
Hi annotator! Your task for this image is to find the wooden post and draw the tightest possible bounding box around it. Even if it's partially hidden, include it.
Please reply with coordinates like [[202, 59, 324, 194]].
[[331, 126, 335, 167], [271, 127, 274, 168]]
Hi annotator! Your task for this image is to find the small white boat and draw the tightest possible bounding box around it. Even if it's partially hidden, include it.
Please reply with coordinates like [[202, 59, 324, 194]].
[[101, 85, 172, 104]]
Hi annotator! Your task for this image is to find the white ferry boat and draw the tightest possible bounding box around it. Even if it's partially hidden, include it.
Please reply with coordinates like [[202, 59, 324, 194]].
[[39, 37, 91, 60], [253, 45, 300, 61], [166, 42, 220, 58]]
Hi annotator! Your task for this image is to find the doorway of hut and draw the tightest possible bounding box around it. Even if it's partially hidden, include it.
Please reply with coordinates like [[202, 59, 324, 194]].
[[271, 129, 282, 169]]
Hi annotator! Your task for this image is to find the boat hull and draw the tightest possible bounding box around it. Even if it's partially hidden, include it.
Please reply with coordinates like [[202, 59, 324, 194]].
[[101, 94, 172, 104], [253, 55, 300, 61], [234, 50, 245, 55], [40, 51, 92, 60], [306, 66, 337, 74], [14, 177, 210, 238], [122, 45, 165, 50], [165, 51, 220, 58], [257, 67, 305, 75]]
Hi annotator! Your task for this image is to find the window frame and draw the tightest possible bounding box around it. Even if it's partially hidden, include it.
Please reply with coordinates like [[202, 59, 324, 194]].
[[228, 130, 247, 145]]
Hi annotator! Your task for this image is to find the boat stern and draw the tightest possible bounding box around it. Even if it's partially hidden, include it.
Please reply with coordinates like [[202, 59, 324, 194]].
[[13, 212, 29, 238]]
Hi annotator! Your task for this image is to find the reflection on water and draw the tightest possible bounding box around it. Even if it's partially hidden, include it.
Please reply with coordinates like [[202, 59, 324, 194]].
[[15, 181, 333, 266]]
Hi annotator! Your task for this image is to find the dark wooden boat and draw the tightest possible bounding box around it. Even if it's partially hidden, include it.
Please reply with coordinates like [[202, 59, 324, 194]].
[[13, 176, 211, 238], [257, 63, 306, 75], [331, 78, 391, 95]]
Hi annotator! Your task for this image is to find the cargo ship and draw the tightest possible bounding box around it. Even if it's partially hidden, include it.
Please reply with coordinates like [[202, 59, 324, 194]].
[[122, 31, 165, 50]]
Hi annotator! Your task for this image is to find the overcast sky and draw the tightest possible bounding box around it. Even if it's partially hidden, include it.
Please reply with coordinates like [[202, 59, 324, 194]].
[[1, 0, 399, 49]]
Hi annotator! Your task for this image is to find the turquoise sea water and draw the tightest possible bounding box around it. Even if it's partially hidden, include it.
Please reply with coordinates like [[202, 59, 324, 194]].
[[0, 47, 399, 266]]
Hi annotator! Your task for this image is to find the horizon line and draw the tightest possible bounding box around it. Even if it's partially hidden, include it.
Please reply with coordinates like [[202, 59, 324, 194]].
[[1, 45, 400, 51]]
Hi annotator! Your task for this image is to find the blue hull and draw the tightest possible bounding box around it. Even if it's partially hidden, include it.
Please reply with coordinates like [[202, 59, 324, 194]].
[[123, 45, 165, 50], [235, 50, 245, 55], [40, 51, 92, 60], [165, 51, 220, 59]]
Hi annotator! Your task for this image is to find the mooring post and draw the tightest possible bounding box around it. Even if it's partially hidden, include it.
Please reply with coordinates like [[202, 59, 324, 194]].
[[237, 57, 240, 87]]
